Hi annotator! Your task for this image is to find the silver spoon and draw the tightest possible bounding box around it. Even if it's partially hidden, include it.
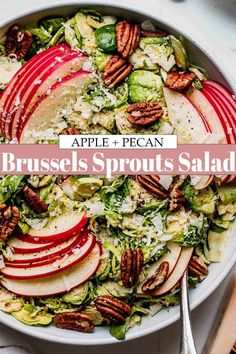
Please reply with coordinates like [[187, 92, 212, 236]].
[[180, 270, 197, 354]]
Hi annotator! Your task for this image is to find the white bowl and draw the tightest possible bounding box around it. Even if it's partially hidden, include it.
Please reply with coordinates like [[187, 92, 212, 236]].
[[0, 1, 235, 345]]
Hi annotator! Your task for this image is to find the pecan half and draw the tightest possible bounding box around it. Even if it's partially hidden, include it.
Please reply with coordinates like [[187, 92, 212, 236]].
[[166, 71, 196, 91], [126, 102, 164, 126], [102, 55, 132, 89], [121, 248, 144, 288], [95, 296, 131, 324], [5, 24, 33, 61], [54, 312, 94, 333], [169, 188, 185, 212], [141, 29, 168, 38], [142, 261, 169, 292], [0, 204, 20, 240], [60, 127, 81, 135], [23, 186, 48, 214], [188, 255, 208, 281], [137, 175, 168, 199], [116, 21, 141, 58]]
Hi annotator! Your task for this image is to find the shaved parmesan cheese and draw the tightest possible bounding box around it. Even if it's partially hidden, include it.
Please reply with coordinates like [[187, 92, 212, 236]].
[[159, 175, 173, 190], [151, 213, 163, 234]]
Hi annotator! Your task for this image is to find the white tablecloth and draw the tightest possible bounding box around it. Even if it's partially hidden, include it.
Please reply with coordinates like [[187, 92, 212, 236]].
[[0, 0, 235, 353]]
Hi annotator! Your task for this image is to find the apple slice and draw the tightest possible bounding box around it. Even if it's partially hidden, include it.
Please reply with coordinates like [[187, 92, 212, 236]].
[[138, 247, 193, 296], [186, 86, 234, 144], [1, 243, 101, 297], [1, 232, 96, 279], [203, 85, 236, 137], [8, 234, 83, 263], [18, 70, 92, 143], [204, 81, 236, 115], [0, 44, 72, 137], [8, 237, 55, 254], [137, 242, 182, 295], [10, 51, 87, 140], [23, 212, 87, 243], [163, 87, 213, 144], [201, 86, 236, 143], [0, 44, 60, 133], [5, 230, 89, 267]]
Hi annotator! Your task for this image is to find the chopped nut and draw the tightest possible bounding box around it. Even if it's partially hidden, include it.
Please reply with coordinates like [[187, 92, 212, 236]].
[[188, 255, 208, 281], [137, 175, 168, 199], [60, 127, 81, 135], [142, 261, 169, 292], [169, 188, 185, 212], [102, 55, 132, 89], [126, 102, 164, 126], [166, 71, 196, 91], [116, 21, 141, 58], [121, 248, 144, 288], [54, 312, 94, 333], [5, 24, 33, 61], [95, 296, 131, 324], [0, 204, 20, 240], [23, 186, 48, 214]]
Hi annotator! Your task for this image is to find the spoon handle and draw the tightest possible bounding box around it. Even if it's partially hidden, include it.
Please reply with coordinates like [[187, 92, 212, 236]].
[[180, 270, 197, 354]]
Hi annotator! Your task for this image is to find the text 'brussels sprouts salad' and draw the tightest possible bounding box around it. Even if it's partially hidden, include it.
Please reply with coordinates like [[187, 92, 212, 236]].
[[0, 9, 235, 340]]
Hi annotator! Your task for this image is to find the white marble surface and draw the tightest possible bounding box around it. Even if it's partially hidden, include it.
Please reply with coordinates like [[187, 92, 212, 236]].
[[0, 0, 235, 353]]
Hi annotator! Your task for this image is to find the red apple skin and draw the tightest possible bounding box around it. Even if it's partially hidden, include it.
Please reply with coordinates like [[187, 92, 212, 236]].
[[203, 85, 236, 134], [1, 242, 101, 297], [201, 87, 235, 144], [18, 70, 91, 142], [205, 81, 236, 114], [23, 213, 88, 243], [5, 231, 89, 267], [1, 44, 72, 137], [1, 232, 96, 279], [9, 238, 55, 254], [186, 86, 230, 144], [0, 45, 62, 134], [10, 51, 87, 140], [4, 48, 64, 138]]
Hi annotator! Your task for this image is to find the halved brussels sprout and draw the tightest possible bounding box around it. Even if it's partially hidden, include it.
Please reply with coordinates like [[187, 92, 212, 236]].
[[95, 24, 117, 53], [217, 184, 236, 204], [169, 35, 188, 70], [127, 70, 163, 103], [62, 282, 89, 305], [75, 177, 103, 198], [80, 9, 103, 28], [96, 257, 111, 281], [74, 12, 94, 38], [60, 176, 103, 200], [64, 18, 79, 48], [12, 309, 53, 326], [204, 228, 231, 262]]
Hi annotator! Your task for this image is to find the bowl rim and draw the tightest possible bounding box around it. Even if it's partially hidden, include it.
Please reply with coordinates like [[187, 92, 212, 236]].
[[0, 0, 235, 345]]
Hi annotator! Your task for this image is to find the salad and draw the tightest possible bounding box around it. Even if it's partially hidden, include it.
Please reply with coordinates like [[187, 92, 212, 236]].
[[0, 9, 235, 340]]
